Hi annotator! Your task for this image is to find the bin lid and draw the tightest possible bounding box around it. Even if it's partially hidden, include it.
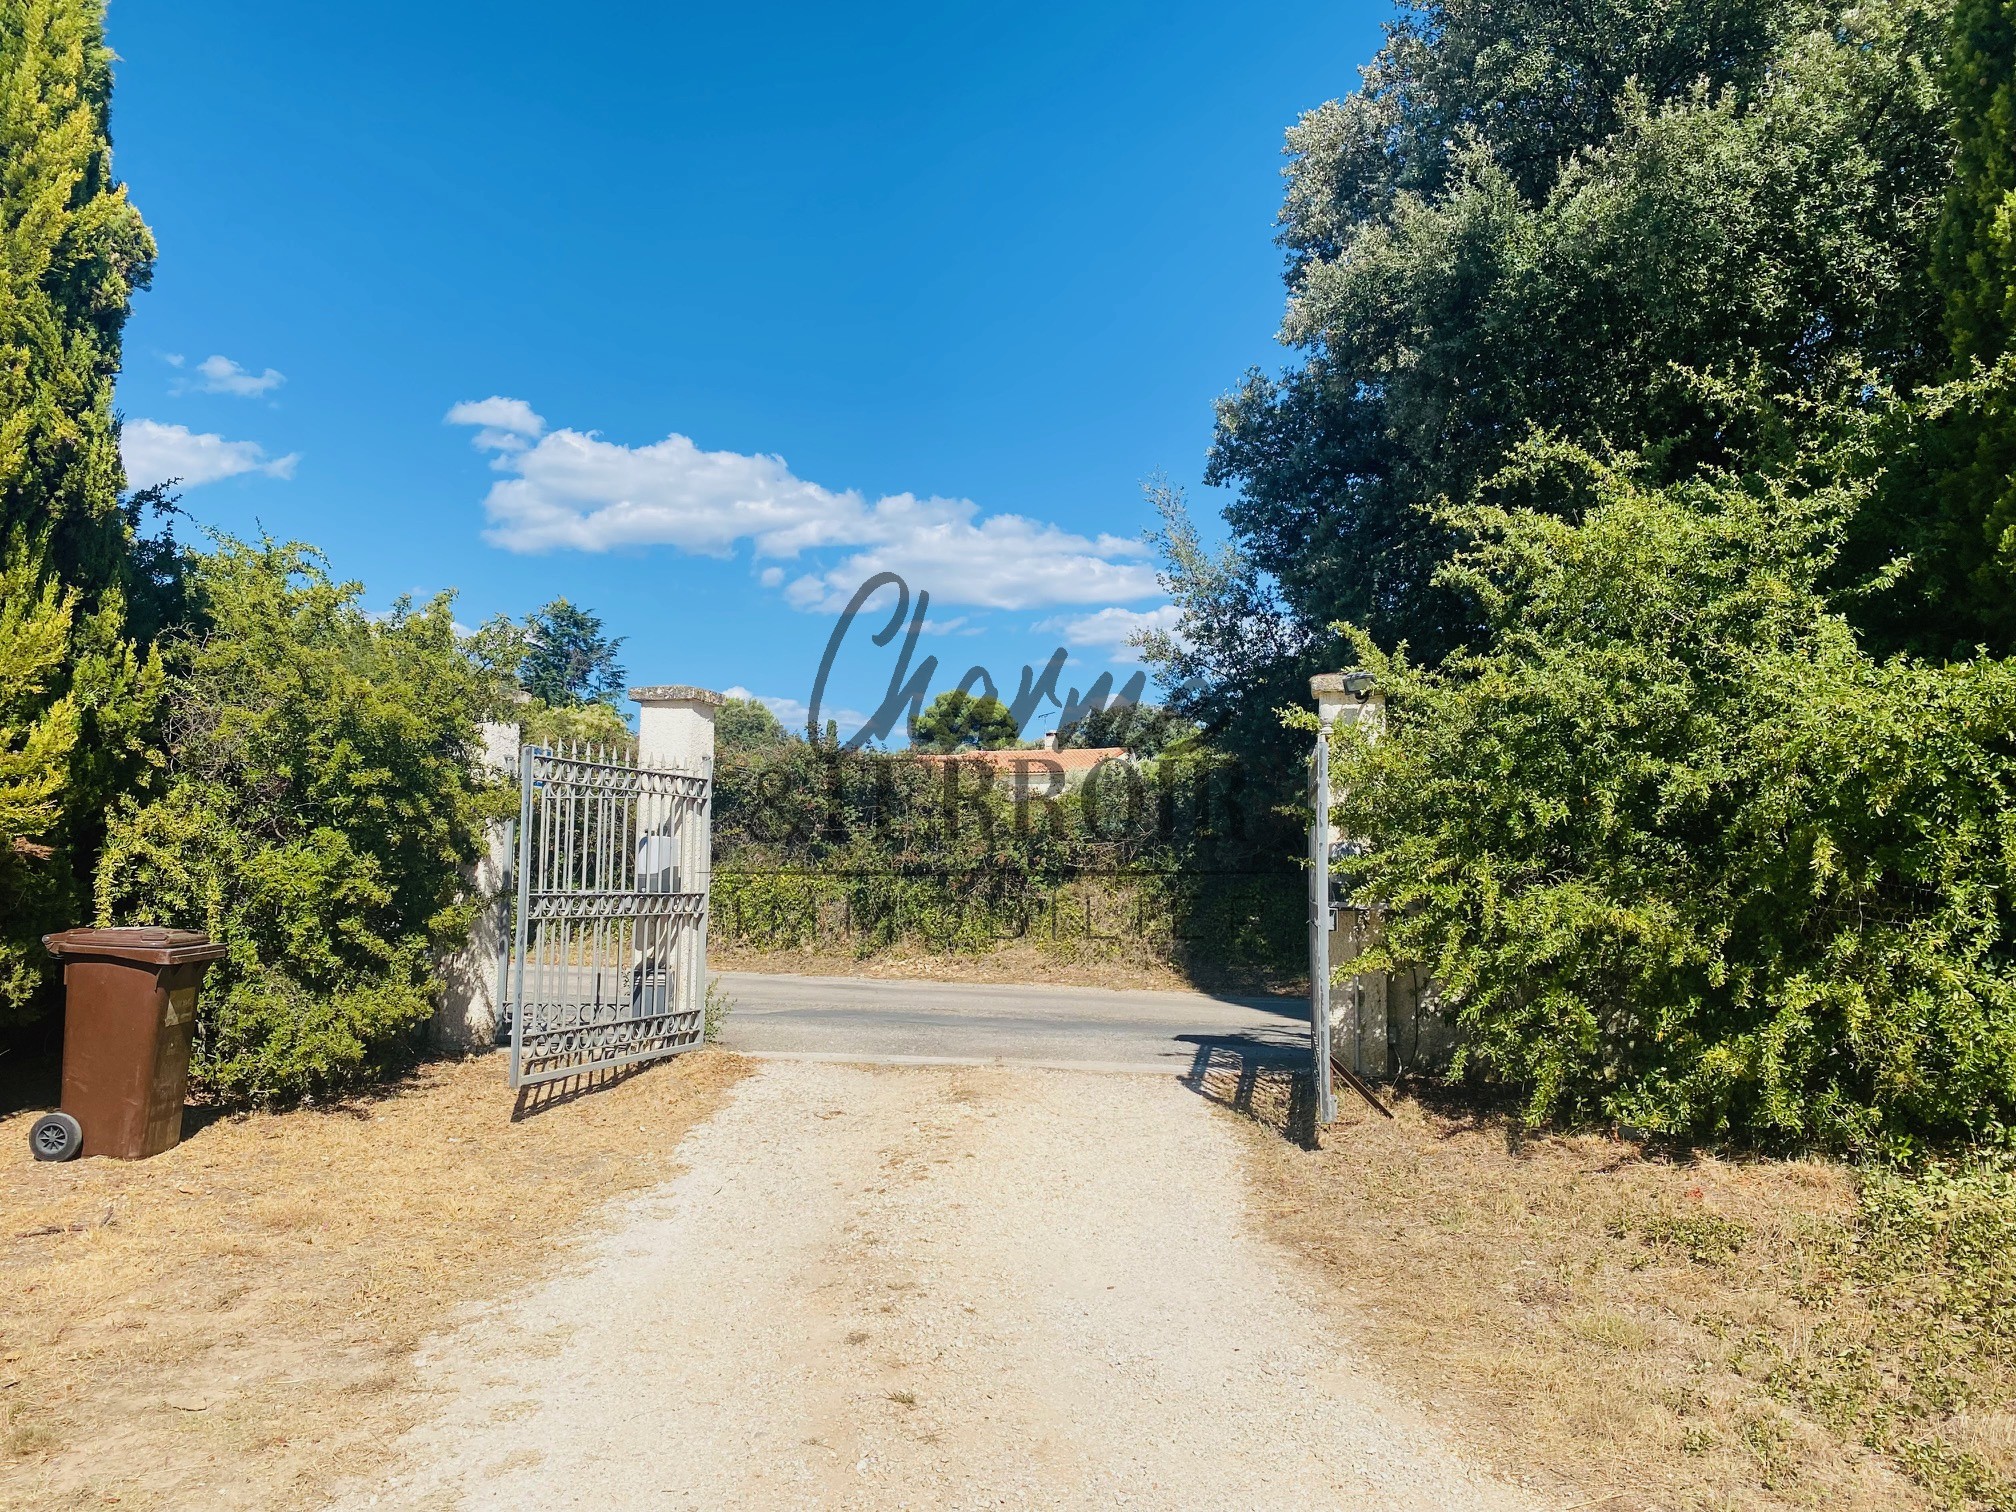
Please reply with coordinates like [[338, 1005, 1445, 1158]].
[[43, 927, 228, 966]]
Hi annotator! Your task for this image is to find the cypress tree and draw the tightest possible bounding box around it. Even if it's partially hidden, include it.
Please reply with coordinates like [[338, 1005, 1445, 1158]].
[[0, 0, 163, 1022]]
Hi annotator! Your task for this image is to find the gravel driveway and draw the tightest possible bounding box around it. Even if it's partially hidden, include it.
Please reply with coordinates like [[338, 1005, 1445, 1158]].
[[339, 1060, 1538, 1510]]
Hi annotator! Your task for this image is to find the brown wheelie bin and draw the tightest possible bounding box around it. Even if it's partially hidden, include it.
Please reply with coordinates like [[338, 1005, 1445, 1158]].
[[30, 928, 228, 1162]]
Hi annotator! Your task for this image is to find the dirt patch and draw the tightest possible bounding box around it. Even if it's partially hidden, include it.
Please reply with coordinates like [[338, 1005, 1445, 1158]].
[[0, 1048, 749, 1511], [1209, 1067, 1940, 1512]]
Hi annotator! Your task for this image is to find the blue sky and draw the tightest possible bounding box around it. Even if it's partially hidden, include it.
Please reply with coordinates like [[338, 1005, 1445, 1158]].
[[108, 2, 1383, 741]]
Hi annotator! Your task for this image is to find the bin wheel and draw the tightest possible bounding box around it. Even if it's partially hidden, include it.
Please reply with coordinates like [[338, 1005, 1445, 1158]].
[[29, 1111, 82, 1163]]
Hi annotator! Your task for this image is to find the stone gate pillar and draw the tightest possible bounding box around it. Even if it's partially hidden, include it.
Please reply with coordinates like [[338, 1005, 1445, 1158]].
[[1310, 672, 1388, 1076], [631, 685, 724, 1037], [435, 718, 520, 1053], [632, 684, 724, 773], [1309, 672, 1452, 1078]]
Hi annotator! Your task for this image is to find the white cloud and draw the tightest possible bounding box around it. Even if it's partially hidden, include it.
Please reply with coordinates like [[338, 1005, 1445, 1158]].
[[722, 686, 868, 738], [122, 419, 299, 489], [445, 396, 548, 456], [448, 400, 1161, 613], [1044, 604, 1184, 663], [778, 506, 1159, 614], [187, 354, 285, 397], [447, 396, 544, 434], [757, 565, 786, 588]]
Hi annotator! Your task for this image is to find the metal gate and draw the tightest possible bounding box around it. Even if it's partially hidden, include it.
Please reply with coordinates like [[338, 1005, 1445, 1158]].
[[505, 741, 712, 1088]]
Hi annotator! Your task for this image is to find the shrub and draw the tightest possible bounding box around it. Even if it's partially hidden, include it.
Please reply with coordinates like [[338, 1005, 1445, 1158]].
[[1331, 440, 2016, 1148], [95, 538, 498, 1101], [711, 738, 1304, 974], [716, 695, 789, 754], [518, 696, 629, 750]]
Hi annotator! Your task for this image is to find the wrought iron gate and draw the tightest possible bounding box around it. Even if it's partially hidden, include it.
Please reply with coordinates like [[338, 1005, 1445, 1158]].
[[505, 741, 712, 1088]]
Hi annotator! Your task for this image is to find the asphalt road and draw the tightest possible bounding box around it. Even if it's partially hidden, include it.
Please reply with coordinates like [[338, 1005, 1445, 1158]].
[[712, 970, 1312, 1076]]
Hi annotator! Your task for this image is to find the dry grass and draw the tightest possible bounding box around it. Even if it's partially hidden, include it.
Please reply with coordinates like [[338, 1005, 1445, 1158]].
[[714, 937, 1305, 996], [0, 1048, 750, 1511], [1204, 1064, 1986, 1512]]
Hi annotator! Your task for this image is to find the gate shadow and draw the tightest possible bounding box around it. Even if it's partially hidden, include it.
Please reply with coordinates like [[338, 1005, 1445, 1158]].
[[1175, 1032, 1318, 1150], [510, 1060, 654, 1121]]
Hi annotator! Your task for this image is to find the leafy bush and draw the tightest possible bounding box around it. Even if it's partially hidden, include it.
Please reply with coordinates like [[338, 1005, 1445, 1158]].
[[1330, 439, 2016, 1148], [517, 696, 629, 750], [716, 694, 789, 754], [95, 538, 498, 1101], [711, 738, 1303, 975]]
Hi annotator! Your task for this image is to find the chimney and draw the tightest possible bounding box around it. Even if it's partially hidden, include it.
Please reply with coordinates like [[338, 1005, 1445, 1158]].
[[1041, 730, 1057, 752]]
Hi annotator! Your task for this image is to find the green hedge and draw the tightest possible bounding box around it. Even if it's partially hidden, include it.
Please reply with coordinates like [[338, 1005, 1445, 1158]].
[[1331, 442, 2016, 1149], [711, 739, 1303, 976]]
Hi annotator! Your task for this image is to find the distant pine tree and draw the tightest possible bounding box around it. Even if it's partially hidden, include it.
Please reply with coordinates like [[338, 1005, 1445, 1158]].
[[0, 1, 164, 1022], [517, 598, 627, 707], [911, 690, 1020, 752]]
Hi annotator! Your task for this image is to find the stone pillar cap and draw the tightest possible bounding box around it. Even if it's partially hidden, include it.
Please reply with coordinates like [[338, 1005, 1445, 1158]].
[[628, 685, 726, 706], [1311, 670, 1379, 697]]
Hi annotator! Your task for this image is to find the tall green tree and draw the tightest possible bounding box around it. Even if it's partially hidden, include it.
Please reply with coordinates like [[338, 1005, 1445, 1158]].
[[1329, 435, 2016, 1148], [1917, 0, 2016, 646], [1158, 0, 1957, 744], [517, 597, 626, 708], [465, 596, 632, 747], [1940, 0, 2016, 365], [911, 690, 1020, 752], [0, 0, 164, 1022]]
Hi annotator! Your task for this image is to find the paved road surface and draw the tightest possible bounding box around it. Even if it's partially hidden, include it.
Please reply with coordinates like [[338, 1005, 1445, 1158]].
[[342, 1060, 1538, 1511], [713, 969, 1311, 1075]]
